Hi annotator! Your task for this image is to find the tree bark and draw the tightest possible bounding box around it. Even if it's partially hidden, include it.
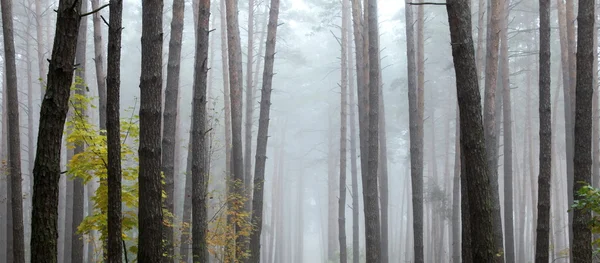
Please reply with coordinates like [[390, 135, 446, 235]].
[[106, 0, 124, 261], [35, 0, 47, 100], [91, 0, 107, 130], [347, 13, 360, 263], [247, 0, 280, 261], [482, 0, 504, 255], [452, 106, 461, 263], [534, 0, 551, 261], [190, 1, 211, 261], [572, 0, 595, 261], [445, 0, 498, 260], [339, 0, 349, 261], [24, 15, 35, 263], [161, 0, 185, 258], [244, 0, 255, 202], [377, 43, 389, 263], [500, 1, 514, 261], [30, 0, 82, 261], [475, 0, 485, 80], [138, 0, 164, 260], [1, 0, 25, 261], [405, 2, 424, 263]]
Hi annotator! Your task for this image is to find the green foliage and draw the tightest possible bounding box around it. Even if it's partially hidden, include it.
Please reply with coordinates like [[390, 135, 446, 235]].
[[66, 77, 141, 257], [573, 184, 600, 256]]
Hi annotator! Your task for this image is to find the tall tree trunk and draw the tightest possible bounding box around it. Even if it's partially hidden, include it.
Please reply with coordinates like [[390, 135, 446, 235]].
[[475, 0, 485, 80], [161, 0, 185, 259], [327, 111, 338, 261], [220, 0, 232, 197], [347, 13, 360, 263], [179, 128, 193, 262], [500, 1, 514, 261], [247, 0, 280, 261], [593, 3, 600, 189], [535, 0, 551, 261], [244, 0, 255, 201], [35, 0, 46, 100], [106, 0, 124, 261], [338, 0, 349, 261], [24, 14, 35, 263], [30, 0, 82, 261], [482, 0, 504, 256], [405, 2, 423, 262], [1, 77, 7, 263], [452, 106, 461, 263], [572, 0, 595, 261], [1, 0, 25, 261], [138, 0, 164, 260], [445, 0, 498, 260], [295, 174, 304, 263], [364, 0, 382, 261], [191, 0, 211, 261], [72, 3, 89, 261]]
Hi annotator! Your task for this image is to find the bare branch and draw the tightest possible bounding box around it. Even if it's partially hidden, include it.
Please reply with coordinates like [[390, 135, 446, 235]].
[[80, 3, 109, 17]]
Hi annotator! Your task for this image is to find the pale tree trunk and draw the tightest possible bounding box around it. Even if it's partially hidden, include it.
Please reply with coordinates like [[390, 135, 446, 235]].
[[35, 0, 46, 100], [138, 0, 164, 260], [247, 0, 280, 260], [475, 0, 485, 81], [338, 0, 349, 261], [244, 0, 255, 202], [593, 3, 599, 189], [30, 0, 82, 261], [377, 36, 389, 263], [500, 1, 514, 260], [535, 0, 551, 261], [72, 3, 88, 261], [1, 0, 25, 260], [24, 14, 35, 262], [295, 175, 304, 263], [347, 12, 360, 263], [106, 0, 124, 261], [452, 106, 460, 263], [482, 0, 504, 256], [572, 0, 595, 260], [327, 111, 338, 261], [161, 0, 185, 258], [445, 0, 498, 260]]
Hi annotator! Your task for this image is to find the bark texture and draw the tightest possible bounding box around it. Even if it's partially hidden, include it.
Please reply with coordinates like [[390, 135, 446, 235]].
[[138, 0, 164, 260], [572, 0, 595, 261], [106, 0, 124, 261], [445, 0, 498, 260], [191, 1, 211, 261], [161, 0, 185, 258], [535, 0, 551, 261], [1, 0, 25, 261], [339, 0, 349, 260], [91, 0, 107, 130], [244, 0, 255, 201], [30, 0, 82, 261]]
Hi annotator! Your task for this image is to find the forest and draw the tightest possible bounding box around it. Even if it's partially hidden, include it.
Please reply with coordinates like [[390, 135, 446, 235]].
[[0, 0, 597, 262]]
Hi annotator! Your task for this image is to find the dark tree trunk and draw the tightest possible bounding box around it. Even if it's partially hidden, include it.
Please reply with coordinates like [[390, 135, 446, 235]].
[[248, 0, 280, 261], [161, 0, 185, 258], [338, 0, 349, 261], [572, 0, 595, 261], [138, 0, 164, 260], [106, 0, 124, 261], [72, 3, 88, 261], [364, 0, 382, 262], [405, 2, 423, 263], [30, 0, 82, 261], [535, 0, 551, 261], [1, 0, 25, 261], [482, 0, 504, 256], [500, 1, 514, 261], [445, 0, 498, 261], [191, 1, 211, 261]]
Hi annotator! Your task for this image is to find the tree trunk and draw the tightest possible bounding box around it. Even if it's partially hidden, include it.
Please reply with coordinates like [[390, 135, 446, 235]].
[[572, 0, 595, 261], [24, 13, 35, 263], [377, 41, 389, 263], [1, 0, 25, 261], [452, 106, 461, 263], [338, 0, 349, 261], [35, 0, 47, 100], [244, 0, 255, 203], [248, 0, 280, 261], [405, 2, 424, 262], [347, 12, 360, 263], [500, 1, 514, 261], [161, 0, 185, 258], [1, 81, 7, 263], [190, 1, 211, 261], [593, 3, 600, 189], [295, 174, 304, 263], [138, 0, 164, 260], [475, 0, 485, 80], [445, 0, 498, 260], [106, 0, 124, 261], [72, 3, 89, 261], [30, 0, 82, 261], [534, 0, 551, 261], [327, 111, 338, 261]]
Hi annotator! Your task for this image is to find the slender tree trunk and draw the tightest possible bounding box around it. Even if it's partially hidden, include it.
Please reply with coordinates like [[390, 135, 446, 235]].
[[452, 106, 461, 263], [30, 0, 82, 261], [405, 2, 423, 262], [378, 69, 389, 263], [161, 0, 185, 259], [445, 0, 498, 260], [1, 80, 7, 263], [475, 0, 485, 80], [295, 175, 304, 263], [500, 1, 514, 261], [24, 15, 35, 263], [572, 0, 595, 261], [72, 3, 89, 261], [593, 4, 600, 189], [244, 0, 255, 201], [220, 0, 232, 194], [1, 0, 25, 261], [338, 0, 349, 261], [347, 14, 360, 263], [190, 1, 211, 261], [535, 0, 551, 261], [482, 0, 504, 255], [35, 0, 46, 100], [327, 111, 338, 261], [106, 0, 124, 261], [138, 0, 164, 260], [247, 0, 280, 260]]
